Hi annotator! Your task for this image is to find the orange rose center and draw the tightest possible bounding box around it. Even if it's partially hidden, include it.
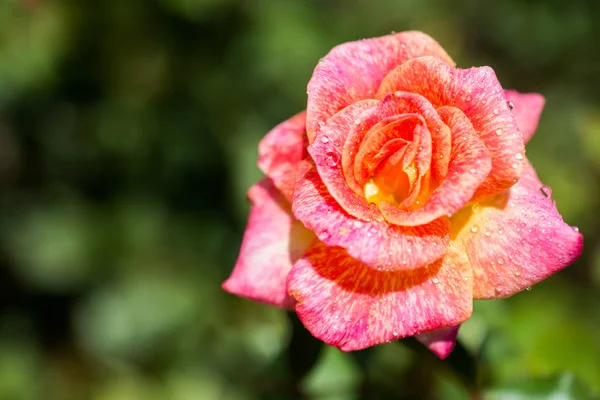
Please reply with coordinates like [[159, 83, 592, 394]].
[[359, 117, 426, 208]]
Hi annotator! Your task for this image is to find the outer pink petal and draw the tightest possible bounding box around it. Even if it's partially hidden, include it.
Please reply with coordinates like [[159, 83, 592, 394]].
[[223, 179, 315, 309], [309, 99, 382, 221], [377, 56, 525, 200], [287, 242, 472, 351], [379, 106, 492, 226], [258, 111, 307, 201], [504, 90, 545, 144], [453, 161, 583, 299], [292, 161, 450, 271], [414, 325, 460, 359], [306, 31, 454, 142]]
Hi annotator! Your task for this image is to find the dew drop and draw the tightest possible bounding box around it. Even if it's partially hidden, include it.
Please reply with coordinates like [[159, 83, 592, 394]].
[[470, 225, 480, 233], [325, 152, 340, 167], [407, 248, 413, 253], [393, 330, 398, 336], [512, 163, 519, 169], [497, 258, 504, 265], [493, 108, 499, 115], [320, 136, 329, 143], [497, 228, 504, 235], [540, 186, 552, 198], [515, 153, 523, 160], [507, 100, 515, 110], [526, 286, 532, 291], [317, 120, 325, 127], [495, 287, 503, 294], [572, 226, 580, 233], [472, 204, 481, 214], [432, 278, 439, 284], [496, 128, 503, 135], [470, 168, 477, 174], [354, 119, 361, 125], [514, 271, 521, 277], [484, 230, 491, 237]]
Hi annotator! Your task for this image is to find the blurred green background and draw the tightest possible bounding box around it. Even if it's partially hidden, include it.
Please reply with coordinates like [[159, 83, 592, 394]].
[[0, 0, 599, 399]]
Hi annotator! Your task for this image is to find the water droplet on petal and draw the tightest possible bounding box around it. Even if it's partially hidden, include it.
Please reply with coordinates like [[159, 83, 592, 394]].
[[354, 119, 361, 125], [484, 230, 491, 237], [495, 286, 503, 294], [320, 136, 329, 143], [507, 100, 515, 110], [325, 152, 340, 167], [526, 286, 532, 291], [470, 168, 477, 174], [497, 258, 504, 265], [496, 128, 503, 135], [432, 278, 439, 284], [317, 120, 325, 127], [540, 186, 552, 198], [471, 225, 480, 233], [497, 228, 504, 235], [515, 153, 523, 160], [472, 204, 481, 214], [572, 226, 580, 233], [512, 163, 519, 169], [493, 108, 499, 115]]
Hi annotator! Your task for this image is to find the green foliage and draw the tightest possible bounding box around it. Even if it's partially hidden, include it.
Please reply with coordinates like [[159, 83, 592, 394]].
[[0, 0, 598, 398]]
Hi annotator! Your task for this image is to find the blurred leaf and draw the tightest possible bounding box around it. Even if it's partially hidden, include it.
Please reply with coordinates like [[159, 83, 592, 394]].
[[0, 0, 69, 102], [483, 373, 596, 400], [74, 274, 198, 361], [302, 345, 361, 400], [1, 196, 101, 292], [287, 312, 324, 381]]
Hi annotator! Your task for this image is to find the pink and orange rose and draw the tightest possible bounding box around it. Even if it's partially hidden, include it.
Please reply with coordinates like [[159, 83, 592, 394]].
[[222, 31, 582, 358]]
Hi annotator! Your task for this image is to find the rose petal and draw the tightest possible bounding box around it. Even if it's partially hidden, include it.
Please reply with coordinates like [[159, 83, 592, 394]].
[[287, 242, 472, 351], [309, 99, 382, 221], [377, 56, 525, 199], [451, 161, 583, 299], [223, 179, 315, 308], [379, 106, 492, 226], [258, 111, 307, 201], [306, 31, 454, 142], [414, 325, 460, 359], [504, 90, 545, 144], [292, 161, 450, 271]]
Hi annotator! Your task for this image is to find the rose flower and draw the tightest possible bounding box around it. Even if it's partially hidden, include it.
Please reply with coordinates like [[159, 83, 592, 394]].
[[222, 31, 583, 358]]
